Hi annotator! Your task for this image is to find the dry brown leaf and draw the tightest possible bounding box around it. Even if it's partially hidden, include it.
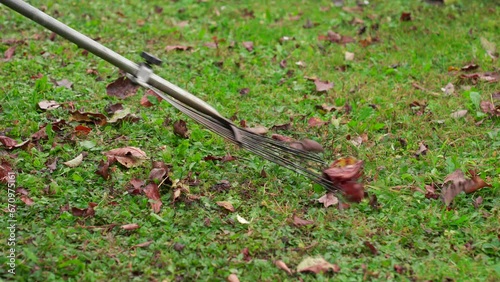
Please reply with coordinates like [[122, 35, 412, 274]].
[[4, 46, 16, 61], [450, 109, 468, 119], [71, 202, 97, 217], [292, 215, 314, 227], [20, 195, 34, 206], [38, 100, 60, 111], [308, 117, 327, 127], [480, 101, 500, 116], [242, 41, 253, 51], [227, 274, 240, 282], [63, 153, 83, 168], [173, 120, 189, 138], [0, 136, 17, 149], [143, 183, 162, 213], [121, 223, 140, 230], [132, 241, 153, 248], [297, 256, 340, 274], [246, 126, 268, 135], [216, 201, 235, 212], [106, 76, 139, 99], [103, 147, 148, 168], [313, 79, 334, 92], [69, 111, 107, 126], [318, 192, 339, 208], [275, 260, 293, 275], [298, 138, 324, 152], [440, 169, 491, 206], [165, 45, 192, 52], [271, 134, 295, 143]]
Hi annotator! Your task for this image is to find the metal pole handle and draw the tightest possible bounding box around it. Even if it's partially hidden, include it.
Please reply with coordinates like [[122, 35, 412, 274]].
[[1, 0, 225, 120]]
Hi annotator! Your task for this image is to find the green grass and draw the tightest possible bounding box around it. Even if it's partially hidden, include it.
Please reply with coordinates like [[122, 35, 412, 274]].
[[1, 0, 499, 281]]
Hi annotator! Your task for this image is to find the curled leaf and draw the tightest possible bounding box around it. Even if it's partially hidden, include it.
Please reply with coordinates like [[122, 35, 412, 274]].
[[216, 201, 235, 212], [63, 153, 83, 168], [143, 183, 162, 213], [275, 260, 293, 275], [318, 192, 339, 208], [297, 256, 340, 274]]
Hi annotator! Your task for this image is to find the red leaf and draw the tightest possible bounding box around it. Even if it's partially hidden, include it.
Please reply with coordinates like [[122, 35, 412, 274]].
[[106, 76, 139, 99], [149, 161, 170, 182], [20, 195, 34, 206], [0, 160, 13, 184], [400, 12, 412, 21], [143, 183, 162, 213], [75, 125, 92, 135], [71, 202, 97, 217]]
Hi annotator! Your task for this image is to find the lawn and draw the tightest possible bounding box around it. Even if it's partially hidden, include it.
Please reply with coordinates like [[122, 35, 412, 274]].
[[1, 0, 499, 281]]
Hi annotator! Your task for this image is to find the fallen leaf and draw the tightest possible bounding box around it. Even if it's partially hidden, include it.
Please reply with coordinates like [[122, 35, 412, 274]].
[[132, 241, 153, 248], [149, 161, 170, 182], [0, 136, 17, 149], [279, 59, 287, 68], [140, 91, 162, 107], [461, 63, 479, 71], [45, 158, 58, 172], [460, 72, 500, 83], [303, 19, 319, 29], [165, 45, 192, 52], [103, 147, 148, 168], [20, 195, 34, 206], [409, 100, 427, 116], [323, 157, 365, 202], [425, 184, 439, 199], [31, 126, 47, 141], [55, 79, 73, 89], [96, 157, 115, 180], [121, 223, 140, 230], [38, 100, 60, 111], [75, 125, 91, 135], [63, 153, 83, 168], [105, 103, 124, 115], [400, 12, 412, 21], [239, 88, 250, 95], [292, 215, 314, 227], [270, 123, 292, 131], [173, 242, 185, 252], [245, 126, 268, 135], [216, 201, 235, 212], [473, 196, 483, 209], [106, 76, 139, 99], [318, 192, 339, 208], [69, 111, 107, 126], [480, 101, 500, 116], [308, 117, 327, 127], [107, 108, 139, 123], [4, 46, 16, 61], [227, 274, 240, 282], [297, 256, 340, 274], [127, 178, 145, 195], [441, 82, 455, 95], [313, 79, 334, 92], [242, 41, 254, 52], [364, 241, 378, 255], [345, 51, 355, 61], [236, 214, 250, 224], [0, 160, 13, 184], [450, 109, 468, 118], [143, 183, 162, 213], [415, 142, 428, 157], [173, 120, 189, 138], [271, 134, 295, 143], [440, 169, 491, 206], [480, 37, 498, 60], [297, 138, 324, 152], [275, 260, 293, 275], [71, 202, 97, 217]]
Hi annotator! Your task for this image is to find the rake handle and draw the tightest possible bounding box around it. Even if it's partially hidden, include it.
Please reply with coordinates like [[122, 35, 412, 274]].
[[1, 0, 225, 121]]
